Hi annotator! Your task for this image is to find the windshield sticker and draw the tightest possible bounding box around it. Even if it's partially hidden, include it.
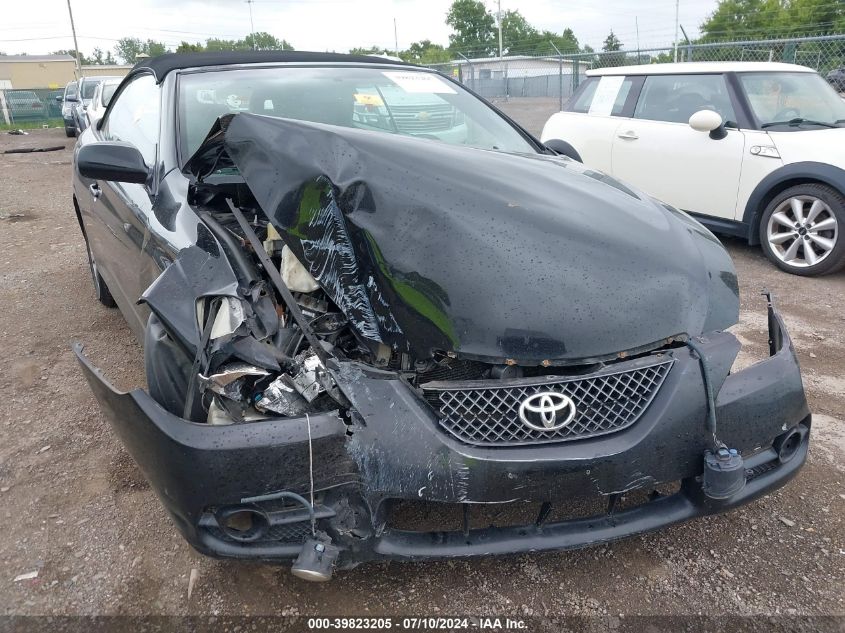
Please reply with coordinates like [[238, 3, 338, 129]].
[[382, 71, 457, 94], [589, 76, 625, 116], [354, 93, 385, 106]]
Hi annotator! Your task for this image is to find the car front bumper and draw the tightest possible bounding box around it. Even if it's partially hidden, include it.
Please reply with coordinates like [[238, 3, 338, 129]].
[[74, 297, 810, 568]]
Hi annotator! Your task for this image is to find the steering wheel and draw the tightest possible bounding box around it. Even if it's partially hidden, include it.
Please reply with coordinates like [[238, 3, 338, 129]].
[[773, 107, 800, 120]]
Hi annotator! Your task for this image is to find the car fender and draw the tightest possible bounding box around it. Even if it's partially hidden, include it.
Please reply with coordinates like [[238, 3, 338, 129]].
[[742, 161, 845, 245]]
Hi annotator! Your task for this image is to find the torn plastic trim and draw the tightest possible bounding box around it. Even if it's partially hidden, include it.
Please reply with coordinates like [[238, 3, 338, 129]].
[[72, 341, 356, 507]]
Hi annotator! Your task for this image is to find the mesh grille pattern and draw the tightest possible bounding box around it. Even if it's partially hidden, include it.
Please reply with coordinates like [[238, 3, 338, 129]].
[[424, 359, 672, 447], [267, 521, 312, 542]]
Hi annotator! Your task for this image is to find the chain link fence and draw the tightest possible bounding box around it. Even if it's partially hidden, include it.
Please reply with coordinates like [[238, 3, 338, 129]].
[[427, 34, 845, 126], [0, 87, 64, 126]]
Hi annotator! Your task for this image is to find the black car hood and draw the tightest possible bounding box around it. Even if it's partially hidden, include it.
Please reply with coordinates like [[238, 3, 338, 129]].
[[187, 113, 738, 365]]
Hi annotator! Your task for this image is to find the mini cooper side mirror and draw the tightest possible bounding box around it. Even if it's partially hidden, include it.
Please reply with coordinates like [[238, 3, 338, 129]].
[[689, 109, 727, 140], [77, 142, 149, 184]]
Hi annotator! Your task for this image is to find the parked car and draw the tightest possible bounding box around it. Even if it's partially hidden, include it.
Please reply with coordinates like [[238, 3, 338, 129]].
[[46, 89, 64, 118], [84, 77, 122, 129], [826, 66, 845, 92], [542, 62, 845, 276], [71, 52, 809, 580], [73, 75, 123, 133], [60, 81, 79, 136], [5, 90, 46, 122]]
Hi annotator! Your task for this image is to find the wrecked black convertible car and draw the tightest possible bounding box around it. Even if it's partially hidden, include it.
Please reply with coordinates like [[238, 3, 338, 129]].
[[71, 52, 810, 580]]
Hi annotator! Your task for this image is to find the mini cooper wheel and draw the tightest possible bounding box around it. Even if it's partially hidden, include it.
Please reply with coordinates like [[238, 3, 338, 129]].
[[84, 238, 116, 307], [760, 184, 845, 276]]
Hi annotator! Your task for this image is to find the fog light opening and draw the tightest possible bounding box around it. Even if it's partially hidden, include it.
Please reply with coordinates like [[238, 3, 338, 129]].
[[774, 428, 803, 464], [217, 507, 269, 542]]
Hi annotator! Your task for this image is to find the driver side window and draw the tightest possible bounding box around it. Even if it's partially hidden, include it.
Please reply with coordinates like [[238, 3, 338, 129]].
[[634, 74, 736, 125], [102, 74, 160, 165]]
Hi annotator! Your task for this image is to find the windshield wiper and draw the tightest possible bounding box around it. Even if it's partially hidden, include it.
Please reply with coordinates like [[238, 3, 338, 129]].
[[762, 117, 840, 129]]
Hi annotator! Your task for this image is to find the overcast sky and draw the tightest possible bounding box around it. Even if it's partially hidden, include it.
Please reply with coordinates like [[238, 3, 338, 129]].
[[1, 0, 720, 58]]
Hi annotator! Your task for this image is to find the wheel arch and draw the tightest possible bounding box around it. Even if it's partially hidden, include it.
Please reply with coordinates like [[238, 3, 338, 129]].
[[742, 162, 845, 245]]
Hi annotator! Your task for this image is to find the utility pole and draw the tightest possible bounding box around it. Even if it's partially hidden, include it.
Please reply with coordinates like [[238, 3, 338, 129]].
[[246, 0, 256, 50], [394, 18, 398, 57], [673, 0, 679, 62], [497, 0, 503, 61], [66, 0, 82, 80]]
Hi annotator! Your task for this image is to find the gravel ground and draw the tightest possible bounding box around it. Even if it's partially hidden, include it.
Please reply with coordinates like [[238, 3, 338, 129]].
[[0, 127, 843, 619]]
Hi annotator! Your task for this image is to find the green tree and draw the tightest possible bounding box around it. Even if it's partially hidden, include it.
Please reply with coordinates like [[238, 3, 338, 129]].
[[446, 0, 496, 56], [176, 41, 205, 53], [699, 0, 781, 40], [597, 30, 626, 68], [602, 30, 623, 51], [551, 28, 580, 54], [500, 9, 538, 53], [348, 45, 394, 56], [114, 38, 169, 64], [242, 31, 293, 51], [401, 40, 452, 64], [51, 49, 91, 64]]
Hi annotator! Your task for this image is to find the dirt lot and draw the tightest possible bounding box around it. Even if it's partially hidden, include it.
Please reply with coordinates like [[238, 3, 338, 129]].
[[1, 127, 843, 619]]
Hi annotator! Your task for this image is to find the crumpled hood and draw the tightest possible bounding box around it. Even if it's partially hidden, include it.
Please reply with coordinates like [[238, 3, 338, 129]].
[[189, 113, 739, 364]]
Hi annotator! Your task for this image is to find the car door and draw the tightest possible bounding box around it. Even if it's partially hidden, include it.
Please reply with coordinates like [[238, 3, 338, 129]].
[[611, 73, 745, 220], [542, 75, 639, 172], [88, 73, 161, 336]]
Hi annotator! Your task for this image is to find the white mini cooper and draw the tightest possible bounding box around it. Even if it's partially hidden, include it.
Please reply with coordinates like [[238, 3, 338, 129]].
[[541, 62, 845, 276]]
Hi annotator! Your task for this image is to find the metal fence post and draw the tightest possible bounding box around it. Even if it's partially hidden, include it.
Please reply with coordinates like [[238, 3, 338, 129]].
[[550, 41, 564, 111], [456, 52, 475, 92], [0, 91, 10, 126]]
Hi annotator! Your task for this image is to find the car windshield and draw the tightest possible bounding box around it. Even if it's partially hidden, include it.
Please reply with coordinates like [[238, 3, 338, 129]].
[[80, 80, 99, 99], [739, 71, 845, 128], [178, 66, 536, 161]]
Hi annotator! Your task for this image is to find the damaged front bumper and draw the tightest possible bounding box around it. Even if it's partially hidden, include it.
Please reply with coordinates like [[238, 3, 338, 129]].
[[74, 300, 810, 568]]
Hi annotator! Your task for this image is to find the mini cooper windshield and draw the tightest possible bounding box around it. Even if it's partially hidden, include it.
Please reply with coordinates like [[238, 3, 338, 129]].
[[740, 71, 845, 129], [177, 66, 537, 161]]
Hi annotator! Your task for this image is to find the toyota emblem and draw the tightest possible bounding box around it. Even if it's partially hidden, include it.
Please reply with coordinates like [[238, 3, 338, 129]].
[[518, 392, 576, 431]]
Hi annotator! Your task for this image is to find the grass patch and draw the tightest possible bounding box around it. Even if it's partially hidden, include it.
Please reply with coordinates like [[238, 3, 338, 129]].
[[0, 118, 63, 132]]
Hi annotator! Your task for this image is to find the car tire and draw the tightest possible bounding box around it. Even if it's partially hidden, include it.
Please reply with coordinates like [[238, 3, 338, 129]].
[[759, 183, 845, 276], [83, 237, 117, 307], [65, 127, 76, 137]]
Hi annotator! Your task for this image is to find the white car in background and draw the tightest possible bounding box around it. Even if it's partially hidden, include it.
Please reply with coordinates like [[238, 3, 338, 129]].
[[85, 77, 122, 129], [542, 62, 845, 276]]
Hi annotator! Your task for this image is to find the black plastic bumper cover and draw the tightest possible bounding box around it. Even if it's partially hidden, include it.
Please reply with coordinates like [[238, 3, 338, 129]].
[[73, 303, 810, 566]]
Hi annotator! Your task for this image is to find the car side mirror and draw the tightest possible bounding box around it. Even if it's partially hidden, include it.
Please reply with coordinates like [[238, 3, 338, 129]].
[[55, 95, 62, 102], [77, 142, 149, 184], [543, 138, 582, 162], [689, 109, 727, 140]]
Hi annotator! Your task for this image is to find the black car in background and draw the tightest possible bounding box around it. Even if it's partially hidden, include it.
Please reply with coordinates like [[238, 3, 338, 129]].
[[827, 66, 845, 92], [70, 51, 810, 580]]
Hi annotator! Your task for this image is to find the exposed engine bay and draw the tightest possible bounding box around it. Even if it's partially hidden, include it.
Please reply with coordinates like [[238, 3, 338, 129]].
[[157, 180, 649, 425]]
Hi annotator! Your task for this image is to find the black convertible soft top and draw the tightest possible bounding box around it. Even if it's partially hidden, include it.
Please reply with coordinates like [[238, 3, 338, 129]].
[[132, 51, 412, 83]]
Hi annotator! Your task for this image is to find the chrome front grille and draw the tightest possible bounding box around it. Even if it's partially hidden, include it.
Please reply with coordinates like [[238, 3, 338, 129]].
[[422, 358, 673, 447]]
